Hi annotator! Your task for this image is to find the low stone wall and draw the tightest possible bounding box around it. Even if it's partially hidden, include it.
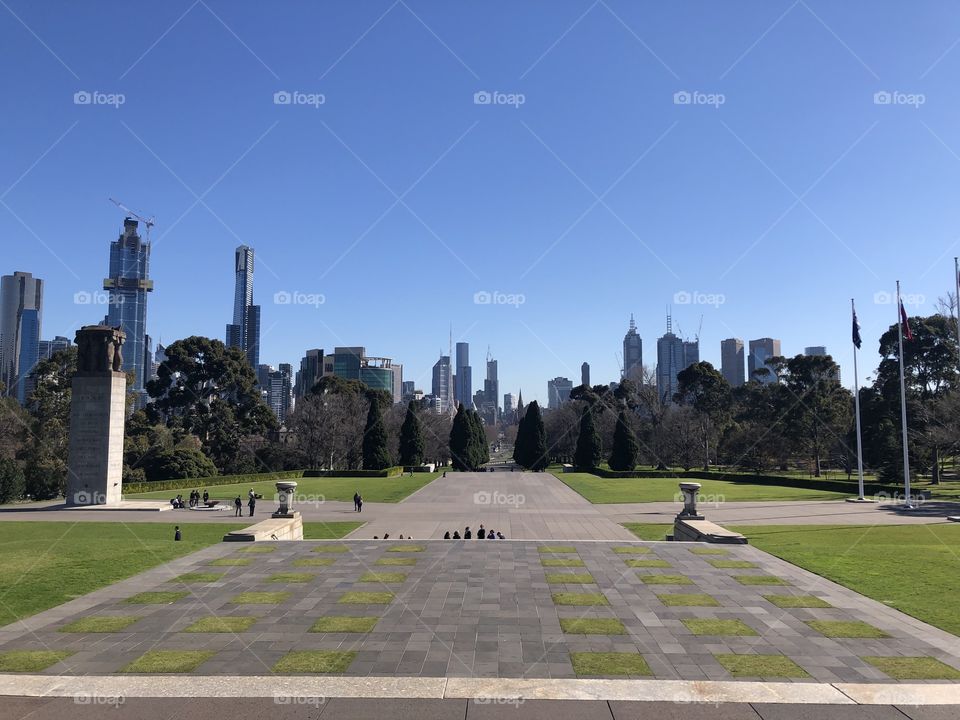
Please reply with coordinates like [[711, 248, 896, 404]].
[[223, 513, 303, 542]]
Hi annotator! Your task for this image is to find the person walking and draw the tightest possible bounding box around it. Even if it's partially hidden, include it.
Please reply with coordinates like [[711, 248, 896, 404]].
[[234, 495, 243, 517], [353, 491, 361, 512], [356, 493, 363, 513], [248, 493, 256, 517]]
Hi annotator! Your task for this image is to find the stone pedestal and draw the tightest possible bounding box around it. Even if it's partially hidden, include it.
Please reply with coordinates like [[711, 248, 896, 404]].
[[677, 482, 705, 520], [272, 481, 298, 519], [65, 326, 127, 506]]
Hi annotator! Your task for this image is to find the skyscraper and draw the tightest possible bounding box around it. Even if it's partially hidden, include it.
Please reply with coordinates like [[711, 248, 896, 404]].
[[226, 245, 260, 369], [38, 336, 71, 361], [0, 271, 43, 404], [267, 363, 293, 424], [581, 361, 590, 387], [503, 393, 516, 419], [431, 354, 454, 413], [623, 314, 643, 381], [294, 348, 323, 398], [720, 338, 745, 387], [547, 376, 573, 409], [748, 338, 782, 384], [656, 315, 699, 404], [454, 342, 472, 409], [103, 219, 153, 397]]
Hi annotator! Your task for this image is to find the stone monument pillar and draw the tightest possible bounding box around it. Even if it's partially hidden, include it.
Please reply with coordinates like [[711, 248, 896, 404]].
[[272, 481, 299, 519], [65, 326, 127, 506]]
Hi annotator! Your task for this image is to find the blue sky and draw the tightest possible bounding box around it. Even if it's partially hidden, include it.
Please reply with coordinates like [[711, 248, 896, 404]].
[[2, 1, 960, 403]]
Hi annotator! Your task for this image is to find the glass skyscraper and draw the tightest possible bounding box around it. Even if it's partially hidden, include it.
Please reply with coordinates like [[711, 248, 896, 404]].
[[226, 245, 260, 368], [0, 271, 43, 404], [104, 218, 153, 395]]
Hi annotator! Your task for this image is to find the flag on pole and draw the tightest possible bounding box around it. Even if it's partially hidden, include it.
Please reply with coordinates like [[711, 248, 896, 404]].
[[852, 305, 862, 349], [900, 301, 914, 341]]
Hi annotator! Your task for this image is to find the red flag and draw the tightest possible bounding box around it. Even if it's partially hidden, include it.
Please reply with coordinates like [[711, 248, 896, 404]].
[[900, 301, 913, 341]]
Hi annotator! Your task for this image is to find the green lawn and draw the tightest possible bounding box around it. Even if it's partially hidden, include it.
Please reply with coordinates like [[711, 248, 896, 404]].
[[733, 524, 960, 637], [557, 472, 849, 503], [126, 473, 441, 504], [0, 521, 361, 627]]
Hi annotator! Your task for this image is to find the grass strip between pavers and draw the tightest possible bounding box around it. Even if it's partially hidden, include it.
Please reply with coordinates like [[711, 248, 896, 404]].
[[763, 594, 831, 608], [612, 546, 651, 555], [714, 653, 809, 678], [59, 616, 141, 633], [375, 557, 417, 566], [541, 558, 585, 567], [657, 593, 720, 607], [292, 557, 336, 567], [624, 558, 671, 568], [640, 574, 693, 585], [386, 545, 425, 552], [0, 650, 73, 672], [538, 545, 577, 554], [183, 616, 258, 633], [735, 575, 789, 586], [312, 544, 350, 553], [689, 547, 729, 556], [338, 591, 395, 604], [309, 616, 379, 633], [709, 560, 758, 569], [862, 656, 960, 680], [122, 650, 215, 673], [807, 620, 890, 638], [267, 572, 314, 583], [209, 558, 252, 567], [273, 650, 357, 674], [358, 572, 407, 583], [125, 591, 188, 605], [230, 592, 291, 604], [560, 618, 626, 635], [237, 545, 277, 553], [171, 572, 224, 584], [682, 618, 758, 636], [545, 573, 595, 584], [551, 592, 609, 606], [570, 652, 652, 677]]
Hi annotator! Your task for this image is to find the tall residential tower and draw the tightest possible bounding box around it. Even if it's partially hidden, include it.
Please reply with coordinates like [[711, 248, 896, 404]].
[[226, 245, 260, 369], [0, 271, 43, 404]]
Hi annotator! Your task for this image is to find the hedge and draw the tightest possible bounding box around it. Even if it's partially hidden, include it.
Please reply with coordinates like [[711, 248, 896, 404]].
[[302, 466, 404, 478], [123, 470, 305, 495], [586, 468, 899, 495]]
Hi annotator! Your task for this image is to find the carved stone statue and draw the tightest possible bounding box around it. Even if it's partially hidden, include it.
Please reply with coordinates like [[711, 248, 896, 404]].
[[75, 325, 126, 374]]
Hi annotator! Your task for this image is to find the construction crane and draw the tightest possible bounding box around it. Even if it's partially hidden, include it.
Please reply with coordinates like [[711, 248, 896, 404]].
[[109, 197, 155, 241]]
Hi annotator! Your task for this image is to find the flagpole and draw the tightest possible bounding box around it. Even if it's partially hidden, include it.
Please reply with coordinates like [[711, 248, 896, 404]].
[[852, 298, 865, 501], [954, 257, 959, 376], [896, 280, 913, 509]]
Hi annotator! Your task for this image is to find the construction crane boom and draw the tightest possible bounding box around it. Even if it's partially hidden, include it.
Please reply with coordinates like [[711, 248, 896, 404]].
[[109, 197, 155, 239]]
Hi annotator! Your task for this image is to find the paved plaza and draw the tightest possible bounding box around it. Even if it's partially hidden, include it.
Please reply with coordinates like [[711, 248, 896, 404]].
[[2, 538, 959, 684]]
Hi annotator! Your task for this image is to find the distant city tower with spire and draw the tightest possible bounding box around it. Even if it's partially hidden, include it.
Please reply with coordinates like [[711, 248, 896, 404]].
[[622, 314, 643, 381]]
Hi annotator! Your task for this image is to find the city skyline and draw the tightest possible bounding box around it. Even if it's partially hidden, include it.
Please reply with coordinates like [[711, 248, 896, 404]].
[[4, 3, 960, 403]]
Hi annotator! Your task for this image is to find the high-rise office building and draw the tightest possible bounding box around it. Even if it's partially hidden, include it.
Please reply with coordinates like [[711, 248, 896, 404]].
[[267, 363, 293, 424], [431, 354, 454, 413], [748, 338, 782, 384], [390, 363, 403, 404], [656, 315, 699, 404], [103, 218, 153, 397], [581, 362, 590, 387], [454, 342, 472, 409], [401, 381, 415, 398], [0, 271, 43, 404], [322, 346, 397, 398], [547, 376, 573, 409], [477, 356, 499, 424], [622, 315, 643, 380], [38, 336, 71, 361], [294, 348, 323, 398], [503, 393, 516, 417], [720, 338, 745, 387], [226, 245, 260, 369]]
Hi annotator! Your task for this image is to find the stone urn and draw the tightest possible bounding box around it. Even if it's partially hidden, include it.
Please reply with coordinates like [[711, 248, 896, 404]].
[[677, 482, 704, 520], [273, 481, 298, 518]]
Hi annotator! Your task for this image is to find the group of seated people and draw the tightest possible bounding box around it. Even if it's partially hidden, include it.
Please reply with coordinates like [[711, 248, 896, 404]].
[[372, 533, 411, 539], [169, 489, 211, 509], [444, 525, 504, 540]]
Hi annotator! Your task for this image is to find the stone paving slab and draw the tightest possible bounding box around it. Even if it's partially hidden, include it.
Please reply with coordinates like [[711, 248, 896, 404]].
[[0, 540, 958, 683]]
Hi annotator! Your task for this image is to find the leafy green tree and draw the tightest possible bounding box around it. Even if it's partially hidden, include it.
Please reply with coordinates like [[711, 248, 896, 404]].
[[573, 405, 602, 469], [143, 447, 218, 480], [608, 409, 639, 471], [514, 400, 548, 471], [675, 361, 732, 470], [398, 401, 425, 466], [362, 398, 392, 470], [0, 458, 25, 504]]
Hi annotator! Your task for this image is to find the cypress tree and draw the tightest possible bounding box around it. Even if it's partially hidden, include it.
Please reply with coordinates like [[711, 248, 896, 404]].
[[362, 398, 392, 470], [398, 400, 425, 466], [470, 410, 489, 468], [573, 405, 602, 470], [608, 408, 639, 471], [449, 403, 472, 471], [523, 401, 548, 471], [513, 408, 529, 468]]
